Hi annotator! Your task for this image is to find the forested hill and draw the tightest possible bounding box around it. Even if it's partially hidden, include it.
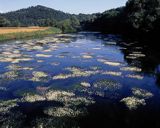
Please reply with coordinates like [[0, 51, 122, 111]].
[[0, 5, 95, 27]]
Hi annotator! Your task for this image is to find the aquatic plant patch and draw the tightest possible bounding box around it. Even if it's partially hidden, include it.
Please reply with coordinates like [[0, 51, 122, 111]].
[[93, 79, 122, 91], [121, 96, 146, 110], [30, 71, 49, 82], [132, 88, 153, 99]]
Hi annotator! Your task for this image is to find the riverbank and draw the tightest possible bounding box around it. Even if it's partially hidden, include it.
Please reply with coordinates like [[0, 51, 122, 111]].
[[0, 27, 62, 42]]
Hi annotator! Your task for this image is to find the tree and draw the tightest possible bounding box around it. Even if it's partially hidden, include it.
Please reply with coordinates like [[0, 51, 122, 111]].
[[0, 16, 10, 27], [125, 0, 160, 32], [11, 20, 21, 27]]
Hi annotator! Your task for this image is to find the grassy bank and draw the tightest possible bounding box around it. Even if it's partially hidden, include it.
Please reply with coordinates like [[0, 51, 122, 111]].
[[0, 27, 62, 42]]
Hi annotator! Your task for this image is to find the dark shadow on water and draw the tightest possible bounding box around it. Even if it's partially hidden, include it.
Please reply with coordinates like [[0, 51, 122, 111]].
[[8, 101, 64, 127], [80, 96, 160, 128]]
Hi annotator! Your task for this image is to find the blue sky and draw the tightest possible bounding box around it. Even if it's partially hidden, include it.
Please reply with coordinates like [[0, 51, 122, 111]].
[[0, 0, 127, 14]]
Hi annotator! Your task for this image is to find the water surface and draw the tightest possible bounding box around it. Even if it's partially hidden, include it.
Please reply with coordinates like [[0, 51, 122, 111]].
[[0, 33, 160, 128]]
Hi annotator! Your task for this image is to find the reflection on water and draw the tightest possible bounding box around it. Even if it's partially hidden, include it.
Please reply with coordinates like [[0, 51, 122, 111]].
[[0, 33, 160, 128]]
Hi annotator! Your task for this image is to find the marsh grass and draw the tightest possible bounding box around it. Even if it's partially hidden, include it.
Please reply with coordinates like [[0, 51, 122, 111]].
[[0, 27, 61, 42]]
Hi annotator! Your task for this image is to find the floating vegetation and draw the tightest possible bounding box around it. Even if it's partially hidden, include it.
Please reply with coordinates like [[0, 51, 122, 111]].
[[45, 90, 75, 101], [126, 56, 138, 59], [0, 56, 33, 63], [132, 88, 153, 99], [103, 61, 121, 66], [53, 74, 72, 80], [51, 62, 60, 66], [56, 55, 65, 58], [0, 99, 18, 114], [30, 71, 48, 82], [126, 74, 144, 80], [82, 55, 93, 59], [44, 90, 95, 107], [33, 71, 48, 78], [44, 107, 87, 117], [97, 59, 107, 63], [53, 67, 100, 80], [129, 53, 146, 57], [67, 67, 99, 77], [0, 89, 94, 127], [97, 59, 121, 66], [120, 67, 142, 72], [13, 58, 33, 63], [37, 60, 44, 63], [92, 47, 101, 50], [22, 93, 46, 102], [22, 90, 94, 118], [7, 64, 33, 71], [6, 64, 21, 70], [121, 97, 146, 110], [102, 71, 122, 76], [32, 46, 43, 50], [126, 53, 146, 60], [36, 54, 52, 58], [43, 49, 52, 52], [21, 67, 33, 70], [93, 79, 122, 91], [80, 82, 91, 87], [0, 71, 19, 80]]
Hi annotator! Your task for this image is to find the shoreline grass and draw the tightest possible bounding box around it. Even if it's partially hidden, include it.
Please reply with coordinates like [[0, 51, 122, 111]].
[[0, 27, 62, 42]]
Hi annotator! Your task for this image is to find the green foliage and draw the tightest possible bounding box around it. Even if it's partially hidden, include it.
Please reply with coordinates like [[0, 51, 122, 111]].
[[125, 0, 160, 32], [11, 20, 21, 27], [56, 16, 80, 33], [83, 7, 125, 33], [0, 6, 97, 32], [0, 5, 94, 33], [0, 16, 10, 27], [84, 0, 160, 39]]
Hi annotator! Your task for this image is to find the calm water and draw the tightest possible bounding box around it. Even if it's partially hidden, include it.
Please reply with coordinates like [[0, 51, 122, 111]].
[[0, 33, 160, 128]]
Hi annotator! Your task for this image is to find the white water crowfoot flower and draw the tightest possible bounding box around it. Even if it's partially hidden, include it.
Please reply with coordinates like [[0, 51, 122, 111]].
[[121, 97, 146, 110]]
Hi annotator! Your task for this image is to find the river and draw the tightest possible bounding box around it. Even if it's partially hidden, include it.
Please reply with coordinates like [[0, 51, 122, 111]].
[[0, 33, 160, 128]]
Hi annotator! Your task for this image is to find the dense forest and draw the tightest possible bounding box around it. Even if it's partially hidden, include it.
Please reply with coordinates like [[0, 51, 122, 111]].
[[84, 0, 160, 42], [0, 5, 95, 33], [0, 0, 160, 40]]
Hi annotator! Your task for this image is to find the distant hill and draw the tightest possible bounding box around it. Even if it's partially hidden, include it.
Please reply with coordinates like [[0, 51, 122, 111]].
[[0, 5, 95, 26]]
